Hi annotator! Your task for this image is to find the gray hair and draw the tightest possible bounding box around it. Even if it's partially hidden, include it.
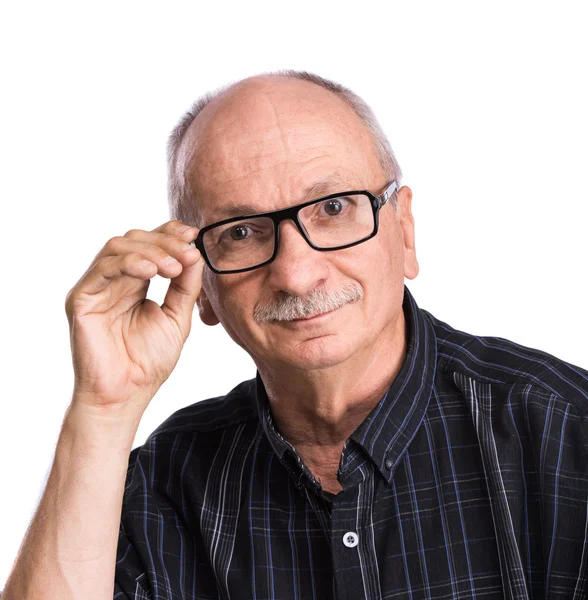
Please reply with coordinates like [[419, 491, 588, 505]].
[[167, 70, 402, 226]]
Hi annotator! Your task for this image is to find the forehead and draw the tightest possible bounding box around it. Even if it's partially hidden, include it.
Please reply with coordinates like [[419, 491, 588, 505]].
[[182, 77, 383, 222]]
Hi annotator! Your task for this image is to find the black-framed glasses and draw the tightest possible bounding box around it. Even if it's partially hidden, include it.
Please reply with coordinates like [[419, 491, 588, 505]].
[[193, 180, 398, 274]]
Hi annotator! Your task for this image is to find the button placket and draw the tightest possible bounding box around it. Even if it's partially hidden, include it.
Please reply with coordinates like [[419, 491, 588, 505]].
[[331, 463, 379, 599]]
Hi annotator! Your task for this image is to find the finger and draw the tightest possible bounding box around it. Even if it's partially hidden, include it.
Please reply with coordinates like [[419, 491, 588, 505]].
[[99, 236, 198, 278], [124, 224, 199, 249], [161, 250, 206, 335], [70, 223, 201, 307], [93, 223, 199, 263], [150, 220, 198, 238], [77, 253, 158, 296]]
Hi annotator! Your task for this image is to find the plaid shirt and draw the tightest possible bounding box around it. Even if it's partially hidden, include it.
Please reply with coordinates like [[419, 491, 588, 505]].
[[114, 285, 588, 599]]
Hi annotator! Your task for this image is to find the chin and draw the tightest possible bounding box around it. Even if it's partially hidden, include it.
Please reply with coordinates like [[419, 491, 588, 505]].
[[273, 334, 358, 371]]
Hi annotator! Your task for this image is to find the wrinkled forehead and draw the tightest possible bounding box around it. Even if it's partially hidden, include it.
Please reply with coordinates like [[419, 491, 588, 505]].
[[180, 78, 384, 223]]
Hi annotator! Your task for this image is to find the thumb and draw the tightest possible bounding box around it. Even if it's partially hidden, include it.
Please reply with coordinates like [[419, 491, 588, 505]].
[[161, 253, 205, 336]]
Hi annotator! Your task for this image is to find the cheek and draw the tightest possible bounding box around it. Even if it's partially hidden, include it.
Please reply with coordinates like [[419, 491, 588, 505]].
[[374, 217, 403, 270], [346, 223, 402, 282], [350, 226, 405, 314], [204, 273, 257, 334]]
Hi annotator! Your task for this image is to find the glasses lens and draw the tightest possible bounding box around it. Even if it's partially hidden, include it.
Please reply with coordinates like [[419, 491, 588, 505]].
[[299, 193, 374, 248], [203, 217, 275, 271]]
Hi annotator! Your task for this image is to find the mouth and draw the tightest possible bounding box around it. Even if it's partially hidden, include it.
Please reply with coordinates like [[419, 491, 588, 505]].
[[290, 306, 341, 322]]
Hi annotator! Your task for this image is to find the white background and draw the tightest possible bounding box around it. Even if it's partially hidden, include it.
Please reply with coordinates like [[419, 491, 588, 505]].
[[1, 0, 587, 588]]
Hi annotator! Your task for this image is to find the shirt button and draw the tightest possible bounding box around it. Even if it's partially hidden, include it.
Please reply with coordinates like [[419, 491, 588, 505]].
[[343, 532, 359, 548], [385, 458, 393, 469]]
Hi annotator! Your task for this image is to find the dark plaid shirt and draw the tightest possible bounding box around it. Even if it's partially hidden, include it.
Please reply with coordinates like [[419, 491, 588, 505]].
[[114, 285, 588, 599]]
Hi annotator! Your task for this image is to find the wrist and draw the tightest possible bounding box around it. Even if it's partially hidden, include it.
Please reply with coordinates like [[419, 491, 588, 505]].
[[64, 398, 142, 454]]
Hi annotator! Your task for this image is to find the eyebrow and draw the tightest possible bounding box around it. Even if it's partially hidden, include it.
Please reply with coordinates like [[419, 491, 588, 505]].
[[209, 175, 356, 222], [301, 174, 355, 199]]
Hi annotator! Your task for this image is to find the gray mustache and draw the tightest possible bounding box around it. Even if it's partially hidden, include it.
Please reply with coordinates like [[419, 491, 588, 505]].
[[254, 284, 364, 323]]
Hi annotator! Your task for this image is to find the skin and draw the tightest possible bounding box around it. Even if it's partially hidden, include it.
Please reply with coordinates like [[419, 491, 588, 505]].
[[183, 76, 419, 493]]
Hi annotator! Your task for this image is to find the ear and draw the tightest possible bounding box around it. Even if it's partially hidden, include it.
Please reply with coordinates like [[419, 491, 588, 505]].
[[397, 185, 419, 280], [197, 290, 220, 326]]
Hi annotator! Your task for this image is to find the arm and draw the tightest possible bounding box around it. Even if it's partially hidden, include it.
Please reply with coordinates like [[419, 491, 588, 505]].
[[3, 401, 139, 599], [3, 220, 204, 599]]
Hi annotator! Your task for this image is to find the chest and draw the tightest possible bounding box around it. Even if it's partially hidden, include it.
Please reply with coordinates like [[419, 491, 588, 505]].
[[183, 426, 588, 599], [140, 403, 588, 599]]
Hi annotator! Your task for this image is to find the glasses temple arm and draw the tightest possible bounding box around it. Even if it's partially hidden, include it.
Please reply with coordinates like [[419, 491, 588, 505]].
[[380, 180, 398, 205]]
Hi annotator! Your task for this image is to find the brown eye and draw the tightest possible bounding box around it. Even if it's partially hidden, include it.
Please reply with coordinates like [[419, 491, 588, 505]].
[[229, 225, 250, 240], [324, 199, 343, 216]]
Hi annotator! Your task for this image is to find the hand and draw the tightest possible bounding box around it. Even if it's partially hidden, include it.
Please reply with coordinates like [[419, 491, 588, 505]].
[[64, 220, 204, 415]]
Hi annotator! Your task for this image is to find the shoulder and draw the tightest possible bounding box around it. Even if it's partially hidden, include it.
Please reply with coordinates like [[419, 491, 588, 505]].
[[423, 309, 588, 414], [124, 378, 259, 486], [148, 377, 259, 438]]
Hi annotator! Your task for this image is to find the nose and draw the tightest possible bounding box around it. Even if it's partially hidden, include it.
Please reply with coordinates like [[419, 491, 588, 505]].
[[266, 219, 330, 296]]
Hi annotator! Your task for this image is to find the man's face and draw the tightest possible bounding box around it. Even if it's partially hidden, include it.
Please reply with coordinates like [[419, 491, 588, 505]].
[[185, 76, 418, 372]]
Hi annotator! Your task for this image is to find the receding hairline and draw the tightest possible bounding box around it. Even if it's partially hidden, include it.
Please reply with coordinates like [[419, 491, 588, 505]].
[[182, 73, 364, 138], [167, 70, 402, 226]]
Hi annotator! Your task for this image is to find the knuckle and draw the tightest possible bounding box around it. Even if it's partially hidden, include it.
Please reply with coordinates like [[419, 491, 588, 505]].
[[164, 220, 188, 235], [105, 235, 126, 250], [126, 252, 144, 265], [94, 254, 115, 272], [118, 253, 134, 270], [124, 228, 142, 238], [155, 232, 181, 250], [64, 282, 84, 316], [163, 232, 179, 243]]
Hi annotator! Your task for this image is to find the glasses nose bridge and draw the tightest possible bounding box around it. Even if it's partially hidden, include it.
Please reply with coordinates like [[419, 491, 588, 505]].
[[272, 204, 314, 250]]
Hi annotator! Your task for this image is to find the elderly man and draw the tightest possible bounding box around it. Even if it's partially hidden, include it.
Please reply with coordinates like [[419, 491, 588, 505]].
[[4, 71, 588, 600]]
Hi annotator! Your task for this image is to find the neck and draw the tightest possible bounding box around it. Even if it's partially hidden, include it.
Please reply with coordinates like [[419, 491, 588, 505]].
[[257, 310, 407, 494]]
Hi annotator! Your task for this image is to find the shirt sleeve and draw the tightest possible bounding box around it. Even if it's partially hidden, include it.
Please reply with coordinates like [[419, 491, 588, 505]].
[[112, 446, 154, 600], [113, 525, 153, 599]]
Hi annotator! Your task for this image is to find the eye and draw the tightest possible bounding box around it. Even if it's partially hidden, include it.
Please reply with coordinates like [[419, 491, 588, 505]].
[[322, 198, 344, 216], [228, 225, 250, 241], [318, 196, 356, 217]]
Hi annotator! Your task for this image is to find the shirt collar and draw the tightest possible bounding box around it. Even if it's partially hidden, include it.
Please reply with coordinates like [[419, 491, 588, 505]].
[[255, 375, 324, 491], [255, 284, 437, 486], [350, 285, 437, 483], [255, 374, 294, 460]]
